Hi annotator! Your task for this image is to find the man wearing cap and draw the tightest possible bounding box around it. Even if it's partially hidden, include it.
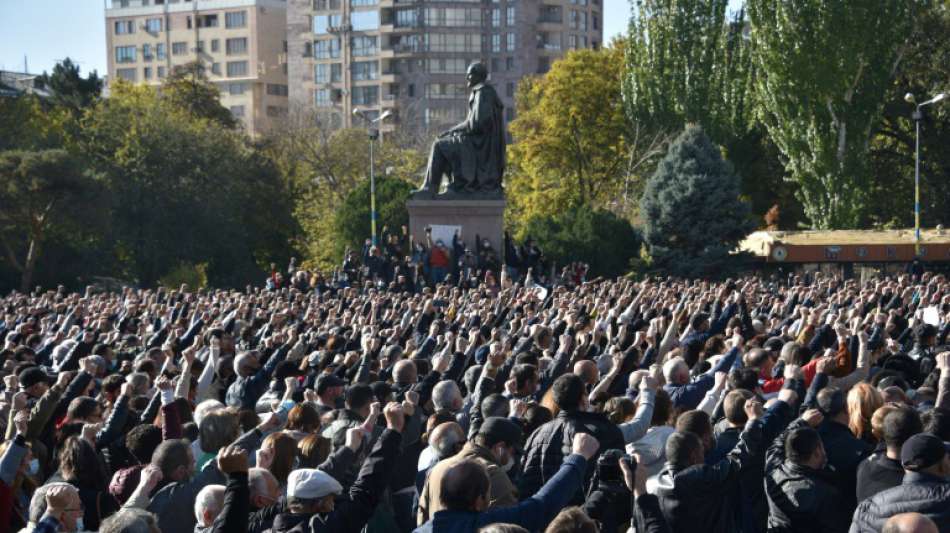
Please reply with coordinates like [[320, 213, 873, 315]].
[[418, 416, 521, 524], [312, 374, 345, 416], [850, 433, 950, 532], [269, 403, 405, 533]]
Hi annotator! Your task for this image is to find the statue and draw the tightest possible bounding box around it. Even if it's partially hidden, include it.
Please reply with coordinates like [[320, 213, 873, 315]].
[[413, 62, 506, 198]]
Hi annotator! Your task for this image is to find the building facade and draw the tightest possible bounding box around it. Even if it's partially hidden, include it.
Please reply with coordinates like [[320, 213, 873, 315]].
[[286, 0, 602, 132], [105, 0, 289, 135]]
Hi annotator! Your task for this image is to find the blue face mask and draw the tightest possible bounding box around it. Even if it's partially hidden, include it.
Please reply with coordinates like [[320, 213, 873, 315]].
[[27, 458, 39, 477], [75, 517, 84, 532]]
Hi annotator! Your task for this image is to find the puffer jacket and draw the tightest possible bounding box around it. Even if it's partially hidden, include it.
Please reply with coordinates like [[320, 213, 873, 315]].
[[764, 419, 850, 533], [849, 471, 950, 533], [519, 409, 624, 505]]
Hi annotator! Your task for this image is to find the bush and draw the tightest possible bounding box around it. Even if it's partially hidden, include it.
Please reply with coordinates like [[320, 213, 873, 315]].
[[519, 206, 641, 278], [159, 262, 208, 290], [640, 125, 754, 278]]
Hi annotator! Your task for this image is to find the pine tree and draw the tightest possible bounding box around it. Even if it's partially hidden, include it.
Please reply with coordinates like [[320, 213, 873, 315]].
[[640, 125, 753, 278]]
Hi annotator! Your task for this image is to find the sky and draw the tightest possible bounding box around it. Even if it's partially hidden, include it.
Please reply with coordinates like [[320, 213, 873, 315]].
[[0, 0, 735, 77]]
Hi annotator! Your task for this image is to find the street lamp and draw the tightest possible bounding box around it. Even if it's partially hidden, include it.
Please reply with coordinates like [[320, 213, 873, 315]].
[[904, 92, 947, 256], [353, 108, 393, 246]]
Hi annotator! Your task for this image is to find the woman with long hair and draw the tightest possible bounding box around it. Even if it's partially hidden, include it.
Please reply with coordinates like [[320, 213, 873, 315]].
[[848, 383, 884, 444], [261, 431, 298, 492], [59, 435, 119, 531]]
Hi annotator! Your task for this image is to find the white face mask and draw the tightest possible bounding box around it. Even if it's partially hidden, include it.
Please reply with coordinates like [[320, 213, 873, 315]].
[[75, 517, 85, 532], [27, 458, 39, 476], [502, 455, 515, 472]]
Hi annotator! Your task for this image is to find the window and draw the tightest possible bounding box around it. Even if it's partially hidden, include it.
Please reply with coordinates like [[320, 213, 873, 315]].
[[427, 58, 467, 74], [313, 0, 342, 10], [226, 61, 248, 77], [211, 63, 221, 75], [424, 33, 480, 53], [491, 8, 500, 27], [506, 82, 514, 97], [352, 85, 378, 105], [157, 66, 166, 78], [506, 33, 515, 51], [491, 34, 500, 52], [315, 63, 330, 83], [506, 56, 514, 70], [491, 58, 500, 72], [396, 9, 418, 27], [230, 105, 245, 118], [313, 14, 342, 34], [212, 39, 220, 52], [172, 42, 188, 55], [351, 60, 378, 81], [506, 6, 515, 25], [226, 38, 248, 55], [314, 39, 341, 59], [426, 83, 466, 99], [593, 14, 599, 30], [198, 14, 219, 28], [350, 0, 377, 7], [267, 84, 289, 96], [144, 67, 152, 80], [315, 88, 331, 106], [228, 83, 246, 95], [225, 11, 247, 28], [331, 63, 342, 82], [408, 83, 415, 97], [145, 18, 162, 32], [424, 107, 466, 126], [424, 8, 481, 27], [197, 40, 205, 53], [351, 36, 377, 57], [156, 43, 166, 60], [570, 10, 587, 30], [266, 106, 287, 118], [142, 44, 153, 61], [115, 46, 136, 63], [114, 20, 135, 35], [351, 11, 379, 31], [568, 34, 587, 49], [116, 68, 136, 81], [505, 107, 515, 121]]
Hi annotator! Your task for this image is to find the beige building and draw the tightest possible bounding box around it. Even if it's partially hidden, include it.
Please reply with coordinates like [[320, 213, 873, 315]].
[[105, 0, 289, 135], [285, 0, 603, 133]]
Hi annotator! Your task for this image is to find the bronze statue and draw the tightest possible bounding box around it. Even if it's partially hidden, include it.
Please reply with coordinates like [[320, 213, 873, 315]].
[[413, 62, 506, 198]]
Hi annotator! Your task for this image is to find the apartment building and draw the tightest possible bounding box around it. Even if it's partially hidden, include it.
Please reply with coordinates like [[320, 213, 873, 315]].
[[105, 0, 289, 135], [286, 0, 602, 132]]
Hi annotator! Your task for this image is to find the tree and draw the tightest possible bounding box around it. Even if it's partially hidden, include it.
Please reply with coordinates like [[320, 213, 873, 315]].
[[333, 176, 414, 260], [640, 125, 753, 278], [508, 46, 665, 226], [518, 206, 641, 278], [37, 58, 102, 116], [0, 150, 97, 291], [160, 62, 238, 129], [747, 0, 915, 228]]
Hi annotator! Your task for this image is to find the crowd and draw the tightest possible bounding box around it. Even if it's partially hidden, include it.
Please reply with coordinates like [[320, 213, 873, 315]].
[[1, 265, 950, 533]]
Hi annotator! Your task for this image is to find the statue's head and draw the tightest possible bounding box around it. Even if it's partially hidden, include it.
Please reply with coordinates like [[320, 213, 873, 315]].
[[466, 62, 488, 88]]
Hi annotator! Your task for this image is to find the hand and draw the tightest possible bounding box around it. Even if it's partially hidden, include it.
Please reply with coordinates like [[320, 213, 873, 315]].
[[559, 333, 574, 353], [783, 364, 803, 381], [217, 444, 250, 474], [120, 382, 133, 398], [488, 343, 505, 368], [816, 356, 837, 375], [743, 397, 763, 421], [284, 376, 299, 393], [45, 484, 74, 519], [56, 371, 71, 389], [571, 432, 600, 460], [12, 391, 27, 411], [619, 454, 648, 497], [713, 371, 728, 391], [13, 410, 29, 436], [256, 446, 275, 470], [509, 399, 527, 418], [801, 409, 824, 428], [345, 427, 365, 452], [304, 389, 317, 403], [257, 412, 282, 432], [858, 329, 869, 345], [405, 391, 419, 407], [81, 422, 101, 444], [3, 375, 15, 391], [936, 352, 950, 372], [433, 353, 450, 374], [777, 388, 798, 405], [155, 375, 172, 391], [80, 356, 97, 375], [139, 465, 163, 492], [505, 378, 518, 396], [639, 374, 659, 391], [383, 402, 405, 432]]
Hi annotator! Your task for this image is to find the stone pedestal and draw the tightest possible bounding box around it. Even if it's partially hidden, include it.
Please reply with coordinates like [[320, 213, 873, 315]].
[[406, 198, 506, 252]]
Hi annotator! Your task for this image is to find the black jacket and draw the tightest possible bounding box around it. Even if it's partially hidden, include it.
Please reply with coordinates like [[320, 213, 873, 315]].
[[211, 471, 249, 533], [653, 417, 765, 533], [226, 343, 290, 409], [519, 410, 625, 504], [817, 419, 872, 516], [849, 471, 950, 532], [269, 428, 402, 533], [764, 419, 851, 533], [855, 451, 903, 504]]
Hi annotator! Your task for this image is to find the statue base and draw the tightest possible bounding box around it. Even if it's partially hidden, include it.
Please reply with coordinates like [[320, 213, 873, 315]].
[[406, 197, 506, 254]]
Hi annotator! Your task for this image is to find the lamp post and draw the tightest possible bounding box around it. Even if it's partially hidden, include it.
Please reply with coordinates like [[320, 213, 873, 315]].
[[904, 92, 947, 257], [353, 108, 393, 247]]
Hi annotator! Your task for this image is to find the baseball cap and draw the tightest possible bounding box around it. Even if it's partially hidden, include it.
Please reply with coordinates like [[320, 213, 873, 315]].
[[478, 417, 524, 450], [315, 374, 345, 395], [901, 433, 947, 471], [287, 469, 343, 499], [18, 367, 50, 389]]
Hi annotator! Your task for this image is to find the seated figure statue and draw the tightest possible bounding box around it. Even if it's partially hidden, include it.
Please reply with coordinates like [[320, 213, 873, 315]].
[[413, 62, 506, 198]]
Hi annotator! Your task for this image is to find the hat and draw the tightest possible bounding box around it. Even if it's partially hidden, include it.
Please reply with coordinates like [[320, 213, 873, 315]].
[[900, 433, 947, 471], [478, 417, 524, 449], [287, 468, 343, 500], [763, 337, 785, 353], [109, 465, 144, 504], [18, 367, 49, 389], [371, 381, 393, 402], [315, 374, 345, 395]]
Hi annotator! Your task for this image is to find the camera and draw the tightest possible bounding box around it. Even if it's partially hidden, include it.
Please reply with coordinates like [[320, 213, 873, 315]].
[[596, 449, 635, 484]]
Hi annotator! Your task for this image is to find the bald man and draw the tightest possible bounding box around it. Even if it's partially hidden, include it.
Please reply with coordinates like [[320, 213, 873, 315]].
[[882, 513, 939, 533], [573, 360, 599, 388]]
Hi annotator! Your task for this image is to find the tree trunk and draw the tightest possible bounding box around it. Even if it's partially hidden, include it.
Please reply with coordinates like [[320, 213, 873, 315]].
[[21, 237, 38, 293]]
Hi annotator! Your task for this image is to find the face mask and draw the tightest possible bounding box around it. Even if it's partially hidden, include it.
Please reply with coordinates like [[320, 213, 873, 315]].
[[502, 455, 515, 472], [27, 459, 39, 476], [75, 517, 85, 532]]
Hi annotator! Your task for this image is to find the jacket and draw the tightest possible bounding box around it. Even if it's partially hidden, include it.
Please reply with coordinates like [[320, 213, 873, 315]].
[[817, 419, 872, 517], [855, 451, 903, 504], [148, 458, 226, 533], [849, 472, 950, 532], [664, 346, 740, 410], [209, 471, 249, 533], [764, 419, 851, 533], [267, 428, 402, 533], [226, 344, 290, 409], [418, 441, 517, 524], [519, 410, 624, 504], [654, 417, 764, 533], [414, 454, 588, 533]]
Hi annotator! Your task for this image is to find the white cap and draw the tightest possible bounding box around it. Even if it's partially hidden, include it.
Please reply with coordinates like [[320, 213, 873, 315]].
[[287, 469, 343, 500]]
